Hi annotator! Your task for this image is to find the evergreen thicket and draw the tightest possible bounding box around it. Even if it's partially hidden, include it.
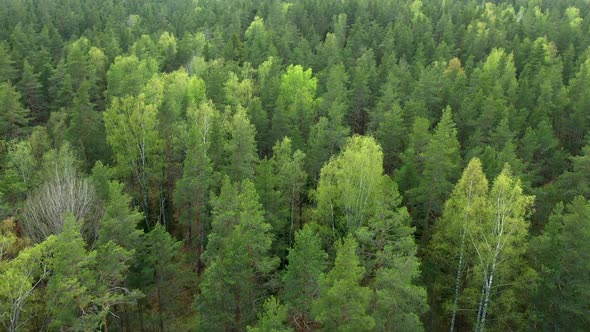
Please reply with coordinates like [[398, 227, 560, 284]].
[[0, 0, 589, 330]]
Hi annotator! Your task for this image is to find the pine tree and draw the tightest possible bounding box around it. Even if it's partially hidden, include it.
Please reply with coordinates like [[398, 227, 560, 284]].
[[375, 102, 407, 174], [366, 177, 428, 331], [312, 236, 374, 331], [307, 63, 350, 180], [247, 297, 292, 332], [224, 107, 258, 182], [273, 137, 307, 245], [132, 225, 191, 331], [349, 49, 377, 134], [411, 107, 461, 240], [97, 180, 143, 250], [174, 100, 215, 271], [282, 226, 327, 330], [529, 196, 590, 330], [0, 83, 29, 139], [17, 59, 43, 122], [0, 42, 15, 83], [197, 179, 278, 331]]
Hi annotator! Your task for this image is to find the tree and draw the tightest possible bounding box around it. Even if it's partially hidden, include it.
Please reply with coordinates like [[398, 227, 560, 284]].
[[374, 102, 407, 174], [103, 94, 164, 227], [0, 83, 29, 139], [197, 179, 278, 331], [314, 136, 387, 239], [174, 101, 215, 266], [244, 16, 276, 68], [22, 145, 99, 243], [271, 65, 317, 150], [0, 41, 15, 83], [97, 180, 143, 250], [0, 140, 37, 207], [256, 56, 281, 154], [282, 226, 327, 330], [529, 196, 590, 330], [272, 138, 307, 244], [312, 236, 374, 331], [429, 158, 490, 331], [223, 107, 258, 183], [564, 55, 590, 154], [0, 233, 53, 332], [411, 107, 461, 240], [132, 225, 191, 331], [349, 49, 377, 134], [46, 215, 139, 330], [365, 179, 428, 332], [472, 165, 534, 332], [247, 297, 292, 332], [106, 55, 158, 100], [157, 32, 178, 71], [395, 117, 431, 199], [459, 49, 517, 149], [66, 79, 110, 166], [17, 59, 43, 122], [306, 63, 350, 180]]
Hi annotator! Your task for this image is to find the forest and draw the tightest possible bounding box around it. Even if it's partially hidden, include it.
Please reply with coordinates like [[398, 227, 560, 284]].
[[0, 0, 589, 330]]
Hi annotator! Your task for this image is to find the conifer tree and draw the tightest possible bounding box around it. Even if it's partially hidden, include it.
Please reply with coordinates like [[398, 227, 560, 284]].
[[312, 236, 374, 331], [282, 226, 327, 330], [0, 83, 29, 139], [247, 297, 292, 332], [529, 196, 590, 330], [197, 179, 278, 331], [411, 107, 461, 240]]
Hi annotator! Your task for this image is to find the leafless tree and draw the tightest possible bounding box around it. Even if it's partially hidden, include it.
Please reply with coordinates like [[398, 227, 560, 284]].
[[21, 162, 100, 244]]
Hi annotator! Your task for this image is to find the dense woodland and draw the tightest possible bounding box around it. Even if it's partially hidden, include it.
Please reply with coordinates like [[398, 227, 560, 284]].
[[0, 0, 589, 330]]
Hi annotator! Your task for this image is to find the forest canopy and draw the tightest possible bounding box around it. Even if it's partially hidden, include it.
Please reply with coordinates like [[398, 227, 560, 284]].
[[0, 0, 589, 331]]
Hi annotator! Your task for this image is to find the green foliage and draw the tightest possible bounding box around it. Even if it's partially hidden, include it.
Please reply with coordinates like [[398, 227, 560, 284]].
[[1, 0, 590, 329], [224, 107, 258, 182], [411, 106, 461, 236], [271, 65, 317, 149], [97, 180, 143, 250], [46, 215, 140, 330], [315, 135, 388, 236], [103, 93, 164, 226], [174, 100, 215, 255], [106, 55, 158, 99], [132, 225, 191, 330], [282, 226, 327, 328], [197, 178, 278, 331], [428, 158, 490, 329], [247, 296, 292, 332], [0, 83, 29, 139], [312, 236, 374, 331], [529, 196, 590, 330]]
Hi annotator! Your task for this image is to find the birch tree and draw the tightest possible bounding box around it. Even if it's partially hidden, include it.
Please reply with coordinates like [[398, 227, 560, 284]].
[[314, 135, 385, 237], [471, 165, 534, 332], [104, 94, 164, 227], [429, 158, 490, 331], [0, 235, 54, 332]]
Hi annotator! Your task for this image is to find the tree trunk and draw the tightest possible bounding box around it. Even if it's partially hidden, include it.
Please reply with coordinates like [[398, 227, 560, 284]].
[[449, 229, 466, 332], [479, 246, 500, 332]]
